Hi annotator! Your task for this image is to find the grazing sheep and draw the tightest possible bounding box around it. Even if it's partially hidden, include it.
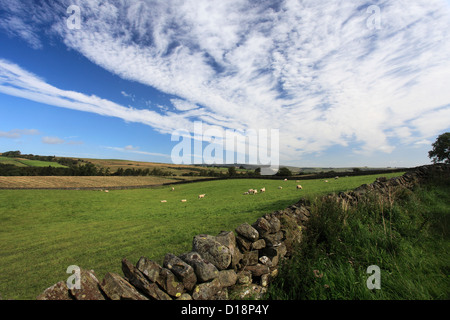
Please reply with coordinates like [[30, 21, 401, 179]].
[[181, 199, 187, 203], [243, 192, 249, 195], [284, 178, 288, 181], [278, 186, 283, 189], [171, 187, 175, 191], [296, 185, 303, 189], [104, 190, 109, 193], [160, 200, 167, 203], [260, 187, 266, 193], [248, 189, 258, 194], [324, 180, 329, 183], [335, 176, 339, 180], [198, 194, 206, 199]]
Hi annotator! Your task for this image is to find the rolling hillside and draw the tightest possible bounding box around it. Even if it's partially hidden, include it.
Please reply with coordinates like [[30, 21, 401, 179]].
[[0, 156, 68, 168]]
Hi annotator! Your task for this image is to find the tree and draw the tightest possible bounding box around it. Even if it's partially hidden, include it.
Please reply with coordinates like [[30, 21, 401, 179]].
[[228, 166, 237, 176], [276, 167, 292, 177], [428, 132, 450, 164], [2, 150, 21, 157]]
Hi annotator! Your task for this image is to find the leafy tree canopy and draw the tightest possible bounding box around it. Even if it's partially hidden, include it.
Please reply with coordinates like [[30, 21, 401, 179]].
[[428, 132, 450, 164]]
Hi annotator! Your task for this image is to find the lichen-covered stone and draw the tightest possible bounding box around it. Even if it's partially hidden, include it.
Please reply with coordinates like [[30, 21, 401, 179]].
[[177, 293, 192, 300], [259, 255, 272, 267], [216, 231, 243, 269], [235, 235, 252, 252], [192, 235, 231, 270], [122, 258, 171, 300], [241, 250, 259, 267], [229, 284, 267, 300], [37, 281, 73, 300], [262, 231, 284, 247], [235, 223, 259, 242], [70, 269, 105, 300], [243, 264, 270, 277], [252, 217, 272, 237], [100, 272, 148, 300], [236, 270, 252, 285], [192, 278, 222, 300], [265, 215, 281, 233], [159, 268, 185, 298], [179, 251, 219, 283], [136, 256, 163, 287], [251, 239, 266, 250], [163, 253, 197, 291], [218, 270, 237, 288], [260, 274, 270, 287]]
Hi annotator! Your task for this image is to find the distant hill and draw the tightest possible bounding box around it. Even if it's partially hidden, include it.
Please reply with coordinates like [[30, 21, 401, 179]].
[[1, 150, 407, 177], [196, 163, 406, 174], [0, 156, 68, 168]]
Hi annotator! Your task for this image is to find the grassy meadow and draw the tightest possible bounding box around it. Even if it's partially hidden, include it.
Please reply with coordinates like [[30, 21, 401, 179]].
[[0, 172, 404, 300], [0, 156, 67, 168], [266, 176, 450, 300]]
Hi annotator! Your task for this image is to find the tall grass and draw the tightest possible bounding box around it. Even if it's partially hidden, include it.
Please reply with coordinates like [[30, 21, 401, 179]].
[[266, 176, 450, 300]]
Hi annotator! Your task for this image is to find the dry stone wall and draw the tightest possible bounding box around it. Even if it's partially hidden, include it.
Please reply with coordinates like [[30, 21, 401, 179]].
[[36, 164, 449, 300]]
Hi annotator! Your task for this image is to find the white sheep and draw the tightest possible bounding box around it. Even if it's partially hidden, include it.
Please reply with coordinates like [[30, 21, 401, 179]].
[[296, 185, 303, 189], [104, 190, 109, 193], [198, 194, 206, 199], [284, 178, 288, 181], [260, 187, 266, 193], [324, 180, 329, 183], [278, 186, 283, 189], [181, 199, 187, 203], [243, 192, 249, 195], [171, 187, 175, 191], [160, 200, 167, 203]]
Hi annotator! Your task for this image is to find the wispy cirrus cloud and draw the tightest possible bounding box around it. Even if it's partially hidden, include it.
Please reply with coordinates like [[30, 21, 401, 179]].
[[1, 0, 450, 164], [42, 136, 65, 145], [0, 128, 40, 139], [104, 146, 171, 159]]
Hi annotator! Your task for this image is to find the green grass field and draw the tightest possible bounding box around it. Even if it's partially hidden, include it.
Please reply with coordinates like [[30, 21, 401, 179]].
[[0, 157, 67, 168], [0, 172, 404, 300]]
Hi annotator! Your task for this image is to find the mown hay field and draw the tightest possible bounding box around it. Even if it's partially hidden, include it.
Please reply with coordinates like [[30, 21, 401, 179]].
[[0, 175, 211, 189], [0, 172, 404, 299]]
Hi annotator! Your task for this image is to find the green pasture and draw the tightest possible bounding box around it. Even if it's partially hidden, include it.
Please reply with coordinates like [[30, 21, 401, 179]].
[[0, 172, 403, 300], [0, 156, 67, 168]]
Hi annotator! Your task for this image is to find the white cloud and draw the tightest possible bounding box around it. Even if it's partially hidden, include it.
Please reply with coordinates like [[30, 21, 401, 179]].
[[171, 99, 199, 111], [124, 145, 139, 151], [66, 140, 84, 146], [0, 129, 40, 139], [1, 0, 450, 164], [104, 146, 170, 158], [42, 136, 65, 145], [121, 91, 135, 101]]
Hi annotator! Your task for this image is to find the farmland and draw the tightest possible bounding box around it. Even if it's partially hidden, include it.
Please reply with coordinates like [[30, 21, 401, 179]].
[[0, 156, 68, 168], [0, 175, 211, 189], [0, 171, 404, 300]]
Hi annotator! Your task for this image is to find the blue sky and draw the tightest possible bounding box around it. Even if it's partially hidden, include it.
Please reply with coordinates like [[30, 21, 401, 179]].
[[1, 0, 449, 168]]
